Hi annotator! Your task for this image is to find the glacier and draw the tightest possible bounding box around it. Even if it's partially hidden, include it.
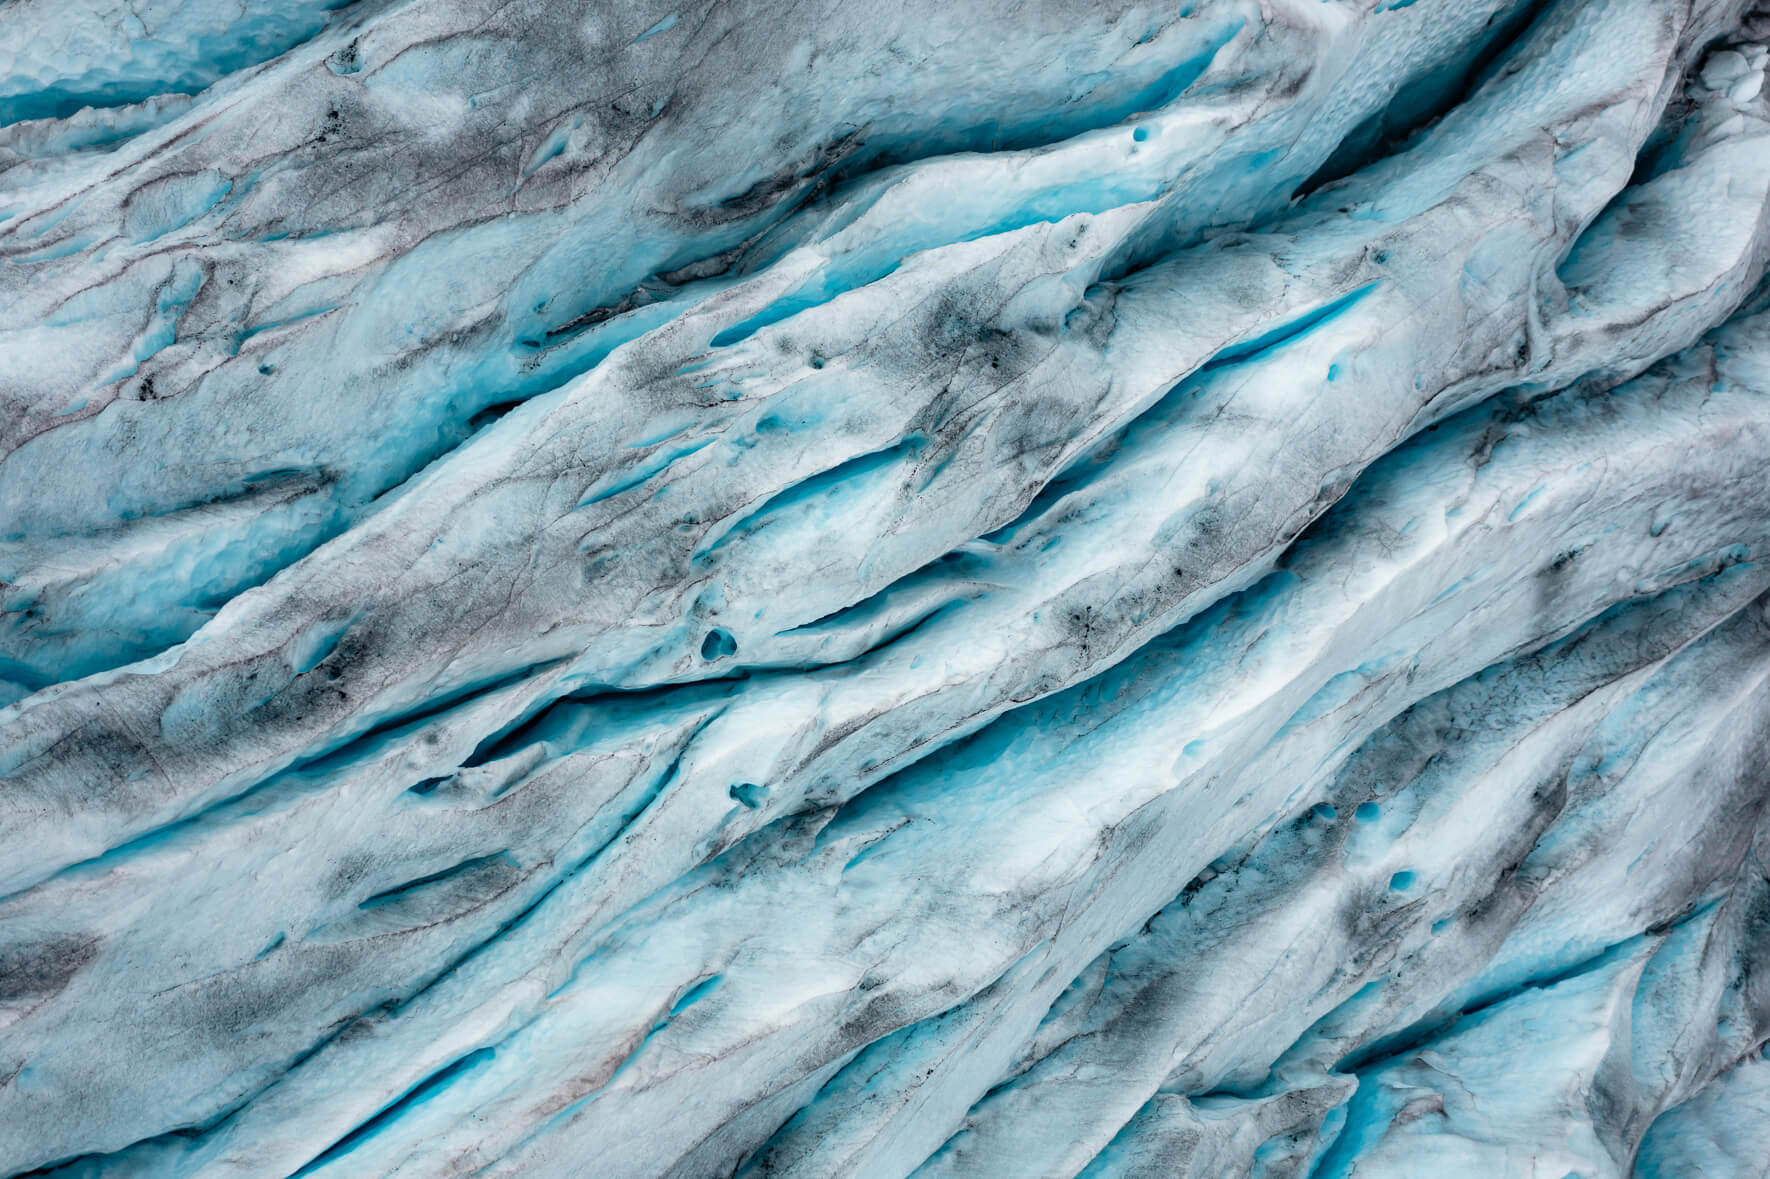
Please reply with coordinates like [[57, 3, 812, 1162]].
[[3, 0, 1770, 1175]]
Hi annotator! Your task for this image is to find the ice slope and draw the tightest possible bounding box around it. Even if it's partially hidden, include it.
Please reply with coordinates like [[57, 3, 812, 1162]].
[[2, 0, 1770, 1176]]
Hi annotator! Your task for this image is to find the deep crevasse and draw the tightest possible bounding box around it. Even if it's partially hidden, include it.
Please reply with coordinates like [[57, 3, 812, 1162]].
[[2, 0, 1770, 1176]]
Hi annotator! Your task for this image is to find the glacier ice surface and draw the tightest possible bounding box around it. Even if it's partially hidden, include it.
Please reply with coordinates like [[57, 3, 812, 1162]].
[[3, 0, 1770, 1176]]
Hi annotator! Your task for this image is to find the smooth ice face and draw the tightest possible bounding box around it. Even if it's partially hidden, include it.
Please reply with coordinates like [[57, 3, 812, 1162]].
[[3, 1, 1770, 1177]]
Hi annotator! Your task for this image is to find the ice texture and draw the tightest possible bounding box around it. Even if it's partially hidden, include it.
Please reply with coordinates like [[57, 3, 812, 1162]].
[[3, 0, 1770, 1176]]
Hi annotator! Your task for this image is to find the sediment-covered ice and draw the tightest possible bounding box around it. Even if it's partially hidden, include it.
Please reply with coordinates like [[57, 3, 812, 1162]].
[[2, 0, 1770, 1176]]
